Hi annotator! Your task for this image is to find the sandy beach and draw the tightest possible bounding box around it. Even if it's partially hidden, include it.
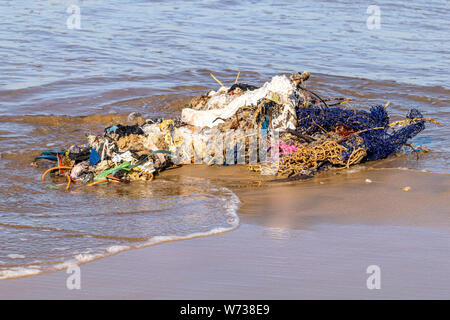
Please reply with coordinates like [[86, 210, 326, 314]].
[[1, 0, 449, 300], [1, 166, 449, 299]]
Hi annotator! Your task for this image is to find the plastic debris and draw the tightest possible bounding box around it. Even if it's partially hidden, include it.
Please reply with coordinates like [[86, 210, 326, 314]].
[[70, 161, 90, 181], [181, 75, 300, 130], [34, 71, 437, 190], [89, 148, 101, 166]]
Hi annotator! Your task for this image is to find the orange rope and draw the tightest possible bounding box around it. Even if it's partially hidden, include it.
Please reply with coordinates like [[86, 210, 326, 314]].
[[142, 172, 154, 181], [41, 166, 73, 181], [86, 179, 108, 187], [65, 173, 73, 191], [42, 168, 156, 188], [106, 175, 122, 182]]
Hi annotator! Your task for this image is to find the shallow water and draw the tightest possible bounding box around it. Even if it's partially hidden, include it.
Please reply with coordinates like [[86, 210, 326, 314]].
[[0, 0, 449, 279], [0, 175, 240, 279]]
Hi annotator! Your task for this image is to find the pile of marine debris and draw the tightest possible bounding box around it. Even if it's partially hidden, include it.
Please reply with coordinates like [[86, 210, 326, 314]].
[[35, 71, 437, 190]]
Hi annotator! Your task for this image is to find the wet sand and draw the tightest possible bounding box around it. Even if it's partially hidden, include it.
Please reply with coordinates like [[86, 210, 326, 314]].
[[1, 166, 449, 299], [2, 0, 449, 300]]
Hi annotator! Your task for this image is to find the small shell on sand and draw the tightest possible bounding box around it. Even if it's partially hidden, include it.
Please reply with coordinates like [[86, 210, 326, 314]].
[[365, 179, 372, 183], [402, 186, 412, 191]]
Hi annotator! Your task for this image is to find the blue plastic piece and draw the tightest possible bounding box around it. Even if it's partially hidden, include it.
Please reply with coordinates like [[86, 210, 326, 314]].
[[89, 148, 101, 166], [105, 125, 118, 135], [35, 155, 58, 162]]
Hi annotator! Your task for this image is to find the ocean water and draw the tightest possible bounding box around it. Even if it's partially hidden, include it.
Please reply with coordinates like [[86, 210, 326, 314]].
[[0, 0, 449, 279], [0, 175, 240, 279]]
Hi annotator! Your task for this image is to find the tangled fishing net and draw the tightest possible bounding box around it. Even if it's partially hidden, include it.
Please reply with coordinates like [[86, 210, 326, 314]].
[[33, 71, 438, 190]]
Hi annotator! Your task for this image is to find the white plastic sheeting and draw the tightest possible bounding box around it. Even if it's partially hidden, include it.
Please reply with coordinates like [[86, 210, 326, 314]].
[[181, 75, 299, 130]]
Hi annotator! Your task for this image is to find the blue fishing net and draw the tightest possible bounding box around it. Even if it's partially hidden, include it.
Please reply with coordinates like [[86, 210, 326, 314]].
[[357, 109, 425, 161], [296, 104, 389, 134], [295, 105, 426, 162]]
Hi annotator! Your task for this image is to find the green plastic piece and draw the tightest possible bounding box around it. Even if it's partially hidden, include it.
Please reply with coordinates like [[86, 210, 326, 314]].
[[94, 161, 132, 181]]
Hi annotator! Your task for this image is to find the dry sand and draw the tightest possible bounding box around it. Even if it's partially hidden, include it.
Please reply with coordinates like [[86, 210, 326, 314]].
[[1, 165, 449, 299]]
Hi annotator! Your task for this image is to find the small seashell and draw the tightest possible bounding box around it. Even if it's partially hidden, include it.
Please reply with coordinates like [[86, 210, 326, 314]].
[[365, 179, 372, 183], [402, 186, 412, 191]]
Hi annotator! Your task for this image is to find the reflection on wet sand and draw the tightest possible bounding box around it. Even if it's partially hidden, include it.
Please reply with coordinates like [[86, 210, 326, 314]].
[[160, 164, 450, 230]]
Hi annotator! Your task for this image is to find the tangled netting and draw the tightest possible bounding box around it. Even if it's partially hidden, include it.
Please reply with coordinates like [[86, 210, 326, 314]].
[[278, 140, 354, 177], [295, 105, 426, 164], [296, 105, 389, 134]]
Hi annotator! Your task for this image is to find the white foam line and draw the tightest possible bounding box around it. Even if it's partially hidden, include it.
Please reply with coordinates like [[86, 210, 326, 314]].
[[136, 187, 240, 248], [0, 268, 41, 280], [0, 187, 241, 280]]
